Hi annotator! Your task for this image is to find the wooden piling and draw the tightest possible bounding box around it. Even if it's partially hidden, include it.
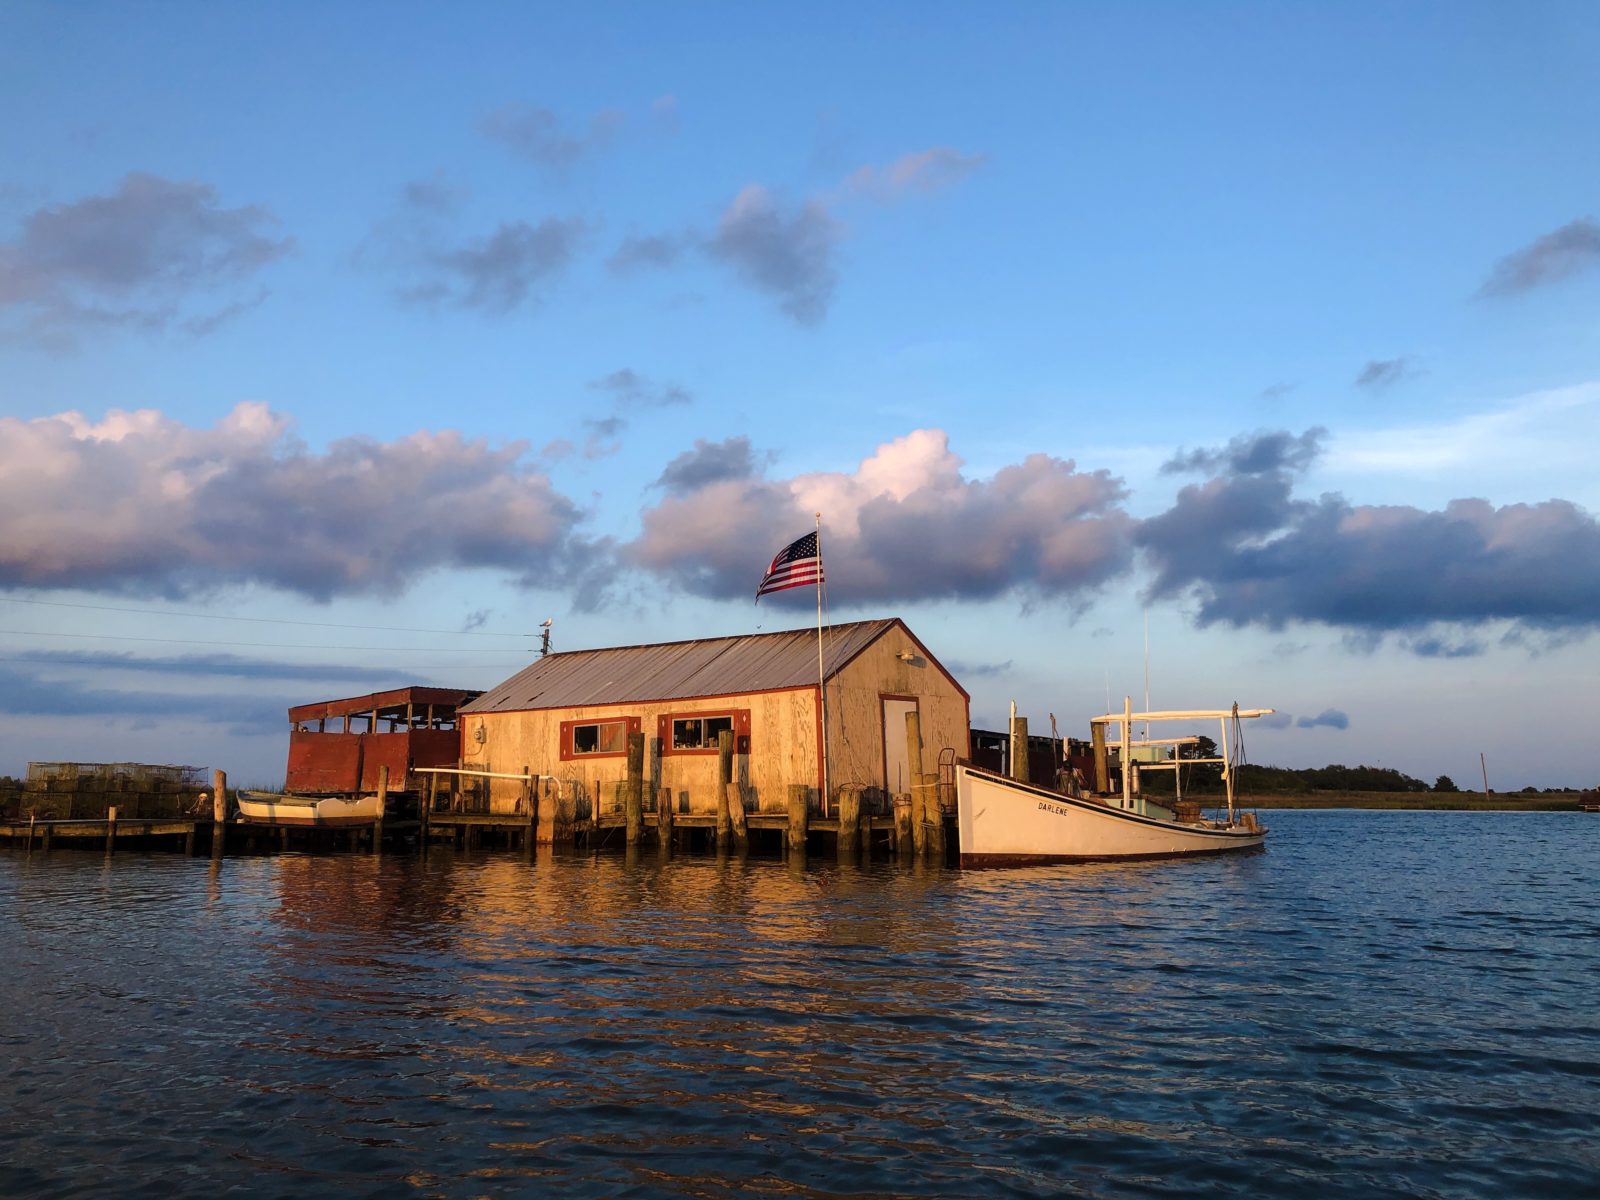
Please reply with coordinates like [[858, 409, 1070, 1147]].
[[1010, 715, 1029, 783], [894, 794, 913, 856], [786, 784, 810, 853], [537, 778, 558, 844], [105, 805, 118, 853], [923, 773, 946, 861], [625, 731, 645, 846], [715, 729, 736, 851], [211, 769, 227, 856], [422, 771, 436, 848], [657, 786, 674, 846], [837, 786, 860, 861], [1091, 721, 1108, 794], [727, 782, 748, 849], [372, 765, 388, 854]]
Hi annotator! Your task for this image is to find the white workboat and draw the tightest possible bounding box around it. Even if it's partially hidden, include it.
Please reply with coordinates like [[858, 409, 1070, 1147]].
[[956, 701, 1272, 866], [236, 790, 384, 827]]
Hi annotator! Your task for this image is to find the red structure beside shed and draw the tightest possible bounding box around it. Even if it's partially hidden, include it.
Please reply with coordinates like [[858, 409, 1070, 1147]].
[[285, 687, 480, 794]]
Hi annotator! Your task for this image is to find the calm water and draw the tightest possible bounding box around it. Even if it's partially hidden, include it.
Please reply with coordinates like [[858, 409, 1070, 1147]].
[[2, 811, 1597, 1198]]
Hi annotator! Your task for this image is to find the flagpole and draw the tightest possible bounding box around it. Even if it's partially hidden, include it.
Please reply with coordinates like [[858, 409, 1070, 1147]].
[[815, 511, 829, 814]]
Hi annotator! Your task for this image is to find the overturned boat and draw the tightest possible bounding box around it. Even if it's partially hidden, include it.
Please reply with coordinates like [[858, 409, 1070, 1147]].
[[236, 790, 385, 827], [956, 700, 1273, 866]]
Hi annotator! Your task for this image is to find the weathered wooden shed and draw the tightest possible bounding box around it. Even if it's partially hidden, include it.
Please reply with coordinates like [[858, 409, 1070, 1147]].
[[457, 618, 969, 817]]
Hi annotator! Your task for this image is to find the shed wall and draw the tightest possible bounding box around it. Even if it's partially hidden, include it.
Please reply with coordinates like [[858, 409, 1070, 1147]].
[[464, 689, 819, 815]]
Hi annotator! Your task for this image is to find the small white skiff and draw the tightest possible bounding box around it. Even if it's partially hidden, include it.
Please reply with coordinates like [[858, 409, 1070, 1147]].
[[956, 700, 1272, 866], [236, 790, 384, 827]]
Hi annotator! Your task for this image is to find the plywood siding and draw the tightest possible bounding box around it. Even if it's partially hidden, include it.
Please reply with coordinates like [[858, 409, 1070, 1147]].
[[826, 624, 969, 794], [463, 689, 819, 815]]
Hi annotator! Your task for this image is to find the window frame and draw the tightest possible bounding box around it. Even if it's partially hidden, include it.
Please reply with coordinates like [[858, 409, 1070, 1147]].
[[559, 715, 642, 761], [657, 708, 751, 757]]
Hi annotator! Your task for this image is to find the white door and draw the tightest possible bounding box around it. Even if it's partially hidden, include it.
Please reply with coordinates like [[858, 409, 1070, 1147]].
[[882, 697, 919, 794]]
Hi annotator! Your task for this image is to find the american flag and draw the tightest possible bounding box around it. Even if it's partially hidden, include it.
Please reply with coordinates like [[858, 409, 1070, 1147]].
[[755, 531, 824, 601]]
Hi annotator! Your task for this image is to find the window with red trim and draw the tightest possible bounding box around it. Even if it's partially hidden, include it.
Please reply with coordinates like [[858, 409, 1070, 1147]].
[[657, 709, 750, 755], [559, 716, 640, 760]]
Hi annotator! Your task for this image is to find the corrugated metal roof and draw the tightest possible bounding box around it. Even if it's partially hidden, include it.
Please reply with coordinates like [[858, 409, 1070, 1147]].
[[461, 619, 901, 714]]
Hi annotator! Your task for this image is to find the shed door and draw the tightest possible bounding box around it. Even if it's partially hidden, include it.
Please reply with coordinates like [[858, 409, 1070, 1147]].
[[882, 696, 920, 794]]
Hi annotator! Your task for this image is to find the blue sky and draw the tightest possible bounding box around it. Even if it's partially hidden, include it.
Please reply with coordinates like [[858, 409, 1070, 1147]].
[[2, 2, 1598, 789]]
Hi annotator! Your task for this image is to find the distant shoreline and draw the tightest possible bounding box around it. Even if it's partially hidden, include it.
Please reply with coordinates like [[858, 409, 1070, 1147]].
[[1225, 791, 1589, 812]]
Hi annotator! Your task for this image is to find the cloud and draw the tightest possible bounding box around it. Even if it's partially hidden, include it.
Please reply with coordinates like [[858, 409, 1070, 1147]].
[[0, 661, 288, 728], [945, 658, 1014, 679], [607, 233, 685, 274], [479, 103, 624, 167], [0, 403, 591, 599], [1259, 383, 1296, 402], [0, 172, 290, 346], [1137, 429, 1600, 640], [1355, 357, 1417, 390], [627, 428, 1133, 603], [2, 650, 405, 683], [589, 368, 691, 409], [403, 173, 466, 215], [655, 437, 762, 496], [1257, 711, 1294, 729], [581, 416, 626, 459], [1478, 217, 1600, 298], [1162, 428, 1325, 476], [405, 218, 587, 313], [845, 147, 987, 201], [707, 184, 841, 326], [1296, 709, 1349, 730]]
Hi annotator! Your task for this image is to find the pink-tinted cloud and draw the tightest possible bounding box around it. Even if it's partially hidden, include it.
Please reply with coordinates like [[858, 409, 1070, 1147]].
[[627, 428, 1133, 603], [0, 403, 589, 599]]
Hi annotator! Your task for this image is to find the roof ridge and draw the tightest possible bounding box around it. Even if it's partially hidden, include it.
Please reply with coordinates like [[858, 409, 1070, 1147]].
[[541, 616, 896, 660]]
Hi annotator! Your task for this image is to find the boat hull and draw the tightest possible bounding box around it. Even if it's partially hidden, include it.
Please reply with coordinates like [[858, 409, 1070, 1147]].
[[236, 792, 384, 827], [955, 762, 1265, 866]]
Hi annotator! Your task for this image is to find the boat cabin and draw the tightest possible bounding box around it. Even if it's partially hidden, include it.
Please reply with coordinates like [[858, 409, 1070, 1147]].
[[285, 687, 482, 794]]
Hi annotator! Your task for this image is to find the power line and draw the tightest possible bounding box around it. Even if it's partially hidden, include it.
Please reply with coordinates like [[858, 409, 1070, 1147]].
[[0, 595, 530, 637]]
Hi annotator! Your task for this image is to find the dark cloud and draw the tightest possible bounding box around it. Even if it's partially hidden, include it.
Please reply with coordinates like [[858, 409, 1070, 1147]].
[[1138, 431, 1600, 640], [628, 428, 1133, 603], [589, 368, 692, 409], [655, 437, 761, 496], [607, 234, 685, 273], [707, 185, 839, 326], [1478, 217, 1600, 298], [0, 661, 287, 728], [479, 103, 624, 167], [460, 609, 491, 633], [403, 173, 466, 215], [1162, 428, 1325, 476], [1259, 383, 1296, 402], [0, 403, 592, 600], [1296, 709, 1349, 730], [1, 650, 406, 683], [1257, 711, 1294, 729], [945, 658, 1014, 679], [1403, 634, 1485, 659], [1355, 357, 1417, 390], [0, 172, 290, 346], [411, 218, 587, 313]]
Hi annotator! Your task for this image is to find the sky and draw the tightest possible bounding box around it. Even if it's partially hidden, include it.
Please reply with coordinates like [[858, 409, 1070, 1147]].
[[2, 1, 1598, 790]]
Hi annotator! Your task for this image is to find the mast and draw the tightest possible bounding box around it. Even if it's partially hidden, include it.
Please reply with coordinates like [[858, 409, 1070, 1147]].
[[815, 512, 829, 810]]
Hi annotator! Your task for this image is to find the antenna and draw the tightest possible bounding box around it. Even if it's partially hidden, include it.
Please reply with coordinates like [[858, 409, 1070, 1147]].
[[539, 618, 553, 657]]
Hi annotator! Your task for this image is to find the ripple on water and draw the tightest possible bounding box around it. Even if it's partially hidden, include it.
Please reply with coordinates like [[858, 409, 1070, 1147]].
[[2, 812, 1599, 1198]]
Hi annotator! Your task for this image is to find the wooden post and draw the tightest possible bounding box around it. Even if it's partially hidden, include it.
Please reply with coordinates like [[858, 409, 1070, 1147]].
[[372, 765, 389, 854], [1010, 715, 1030, 783], [657, 786, 674, 847], [537, 779, 558, 845], [105, 805, 118, 853], [860, 800, 874, 859], [715, 729, 735, 851], [422, 771, 437, 849], [648, 737, 662, 823], [837, 786, 860, 861], [523, 768, 536, 851], [211, 769, 227, 856], [183, 824, 195, 855], [923, 774, 946, 861], [728, 782, 748, 849], [1091, 721, 1108, 794], [786, 784, 810, 854], [625, 731, 645, 846], [894, 794, 913, 856]]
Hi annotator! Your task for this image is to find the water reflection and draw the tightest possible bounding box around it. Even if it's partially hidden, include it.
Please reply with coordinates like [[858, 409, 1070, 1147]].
[[3, 813, 1599, 1198]]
